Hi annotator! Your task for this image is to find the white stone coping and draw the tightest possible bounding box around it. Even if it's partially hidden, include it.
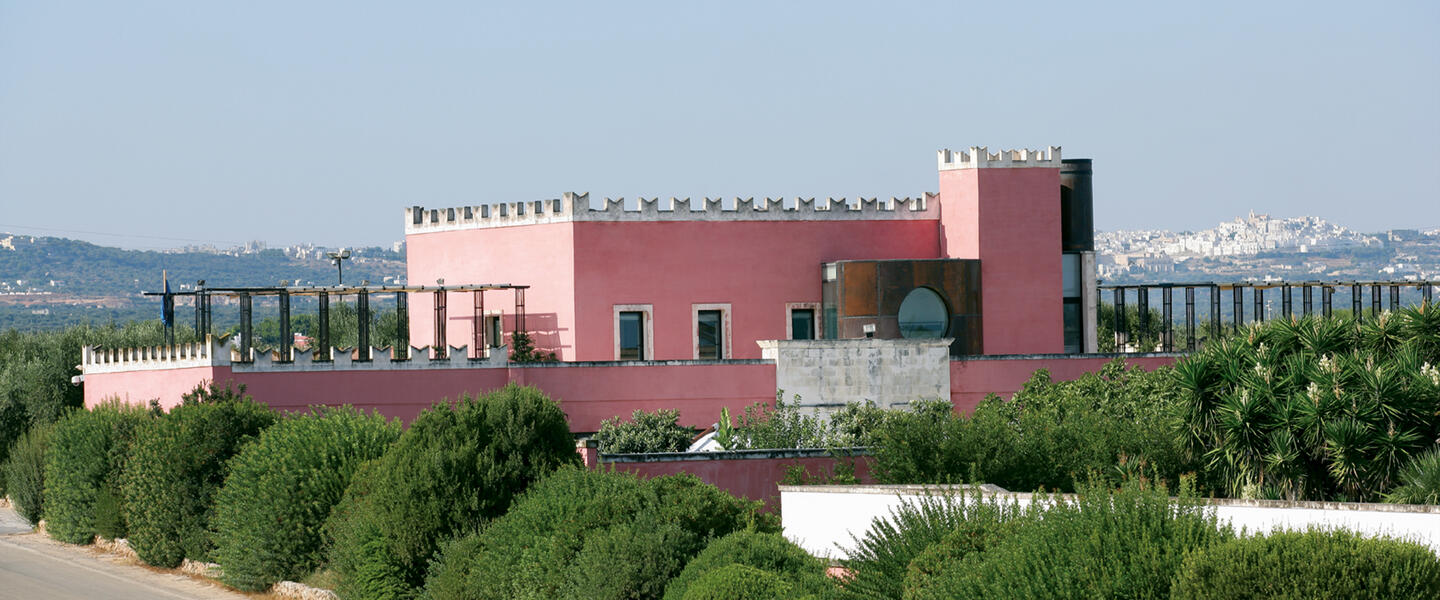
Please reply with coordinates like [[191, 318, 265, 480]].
[[81, 335, 231, 374], [757, 337, 955, 359], [780, 484, 1440, 560], [231, 344, 509, 372], [405, 191, 939, 233], [937, 146, 1062, 170]]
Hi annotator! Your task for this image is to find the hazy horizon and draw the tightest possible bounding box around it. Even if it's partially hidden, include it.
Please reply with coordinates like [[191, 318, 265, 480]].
[[3, 1, 1437, 250]]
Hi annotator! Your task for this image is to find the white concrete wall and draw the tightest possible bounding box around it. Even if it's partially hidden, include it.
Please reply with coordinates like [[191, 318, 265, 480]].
[[780, 485, 1440, 560], [757, 339, 951, 411]]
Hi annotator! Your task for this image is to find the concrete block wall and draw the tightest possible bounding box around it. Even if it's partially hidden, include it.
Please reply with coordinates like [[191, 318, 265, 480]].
[[758, 338, 952, 411]]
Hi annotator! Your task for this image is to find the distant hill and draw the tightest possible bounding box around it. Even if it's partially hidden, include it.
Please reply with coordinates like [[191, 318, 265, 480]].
[[0, 234, 405, 331]]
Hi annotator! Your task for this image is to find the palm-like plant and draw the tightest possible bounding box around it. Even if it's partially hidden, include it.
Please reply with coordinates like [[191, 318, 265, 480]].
[[1175, 310, 1440, 502]]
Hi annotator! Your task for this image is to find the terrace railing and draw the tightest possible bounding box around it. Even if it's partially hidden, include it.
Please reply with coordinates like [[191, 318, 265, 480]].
[[1099, 280, 1438, 353]]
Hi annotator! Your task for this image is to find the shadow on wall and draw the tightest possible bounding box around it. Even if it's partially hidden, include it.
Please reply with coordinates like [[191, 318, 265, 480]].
[[449, 312, 569, 358]]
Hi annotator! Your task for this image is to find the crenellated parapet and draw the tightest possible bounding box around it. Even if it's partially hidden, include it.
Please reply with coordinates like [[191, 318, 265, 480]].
[[405, 191, 939, 233], [937, 146, 1062, 170], [233, 344, 509, 372], [81, 335, 232, 374]]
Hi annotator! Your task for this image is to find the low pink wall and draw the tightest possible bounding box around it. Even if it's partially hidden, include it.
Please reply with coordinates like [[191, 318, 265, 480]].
[[949, 354, 1180, 413], [83, 361, 776, 433], [83, 366, 226, 411], [509, 362, 776, 432], [605, 453, 875, 510]]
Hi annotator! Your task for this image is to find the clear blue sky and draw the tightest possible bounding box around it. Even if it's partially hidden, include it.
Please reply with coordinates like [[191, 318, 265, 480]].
[[2, 1, 1436, 248]]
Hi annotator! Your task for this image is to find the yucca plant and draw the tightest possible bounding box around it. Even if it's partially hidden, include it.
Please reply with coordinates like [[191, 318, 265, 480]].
[[1385, 446, 1440, 504], [1175, 311, 1440, 502]]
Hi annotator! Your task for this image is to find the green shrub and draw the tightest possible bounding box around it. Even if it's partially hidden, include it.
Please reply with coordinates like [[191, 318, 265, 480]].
[[722, 394, 889, 450], [1386, 443, 1440, 505], [122, 384, 275, 567], [596, 409, 696, 454], [840, 491, 1020, 600], [213, 407, 400, 592], [1170, 529, 1440, 599], [43, 401, 151, 544], [663, 530, 834, 600], [324, 384, 576, 599], [680, 564, 799, 600], [873, 361, 1189, 492], [2, 423, 51, 525], [933, 480, 1230, 599], [424, 467, 768, 600], [901, 517, 1021, 600], [1177, 310, 1440, 501]]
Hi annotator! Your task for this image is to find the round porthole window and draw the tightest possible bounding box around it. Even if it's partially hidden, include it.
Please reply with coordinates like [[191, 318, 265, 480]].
[[898, 287, 949, 339]]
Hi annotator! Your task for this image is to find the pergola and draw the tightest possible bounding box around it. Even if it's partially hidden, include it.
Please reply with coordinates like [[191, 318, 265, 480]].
[[145, 283, 529, 361]]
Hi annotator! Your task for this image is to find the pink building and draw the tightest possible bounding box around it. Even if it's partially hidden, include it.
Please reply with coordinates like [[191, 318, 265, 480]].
[[81, 146, 1173, 433]]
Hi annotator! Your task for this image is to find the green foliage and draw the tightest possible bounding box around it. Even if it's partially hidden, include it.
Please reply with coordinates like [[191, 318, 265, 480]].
[[872, 360, 1190, 492], [509, 330, 557, 362], [1170, 528, 1440, 599], [2, 423, 51, 525], [931, 480, 1230, 599], [1176, 308, 1440, 501], [663, 530, 834, 600], [213, 407, 401, 592], [1384, 446, 1440, 504], [43, 401, 152, 544], [424, 467, 769, 600], [596, 409, 696, 454], [0, 321, 181, 483], [243, 302, 404, 351], [679, 564, 800, 600], [122, 386, 275, 567], [901, 519, 1021, 600], [840, 492, 1020, 600], [723, 393, 887, 450], [324, 384, 576, 599]]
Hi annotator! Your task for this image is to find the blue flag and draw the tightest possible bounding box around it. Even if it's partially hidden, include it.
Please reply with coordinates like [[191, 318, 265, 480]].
[[161, 270, 173, 327]]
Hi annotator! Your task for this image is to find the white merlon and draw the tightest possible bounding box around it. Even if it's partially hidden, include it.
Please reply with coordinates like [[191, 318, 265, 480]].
[[937, 146, 1062, 170], [82, 336, 510, 375], [81, 335, 232, 374], [404, 191, 939, 233], [234, 344, 509, 372]]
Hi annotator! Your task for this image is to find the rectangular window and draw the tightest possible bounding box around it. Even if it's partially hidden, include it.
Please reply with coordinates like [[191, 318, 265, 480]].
[[697, 310, 722, 359], [1063, 298, 1082, 354], [790, 309, 815, 340], [619, 311, 644, 360], [824, 306, 838, 339], [486, 315, 502, 348]]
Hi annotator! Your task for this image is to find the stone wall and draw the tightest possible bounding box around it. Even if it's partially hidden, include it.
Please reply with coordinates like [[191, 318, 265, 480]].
[[757, 338, 951, 411]]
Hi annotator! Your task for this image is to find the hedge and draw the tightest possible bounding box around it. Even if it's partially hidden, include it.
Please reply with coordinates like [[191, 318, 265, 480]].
[[680, 564, 800, 600], [1170, 528, 1440, 599], [42, 401, 151, 544], [122, 385, 275, 567], [922, 481, 1230, 599], [424, 467, 768, 600], [2, 423, 51, 525], [212, 406, 400, 592], [324, 384, 577, 599], [663, 530, 834, 600]]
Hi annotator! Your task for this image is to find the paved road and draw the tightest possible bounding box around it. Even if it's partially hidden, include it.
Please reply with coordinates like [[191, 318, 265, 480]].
[[0, 505, 250, 600]]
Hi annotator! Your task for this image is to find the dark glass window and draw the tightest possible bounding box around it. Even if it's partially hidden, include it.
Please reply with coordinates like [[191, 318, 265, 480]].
[[791, 309, 815, 340], [898, 287, 949, 338], [619, 311, 644, 360], [697, 310, 722, 359], [486, 315, 502, 348], [1063, 298, 1082, 353], [824, 306, 837, 339]]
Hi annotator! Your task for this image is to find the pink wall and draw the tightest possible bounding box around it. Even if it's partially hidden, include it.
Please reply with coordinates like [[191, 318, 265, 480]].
[[571, 220, 941, 361], [84, 361, 776, 433], [949, 355, 1180, 413], [507, 362, 777, 432], [83, 366, 226, 411], [606, 454, 875, 510], [940, 168, 1064, 354], [406, 222, 577, 359]]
